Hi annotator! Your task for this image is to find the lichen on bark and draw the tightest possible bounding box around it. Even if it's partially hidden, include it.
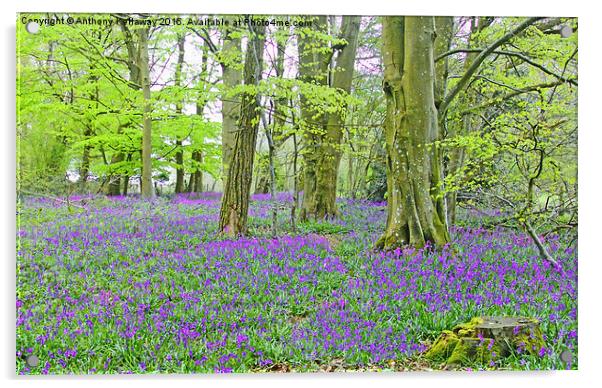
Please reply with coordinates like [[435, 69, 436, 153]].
[[377, 16, 451, 250]]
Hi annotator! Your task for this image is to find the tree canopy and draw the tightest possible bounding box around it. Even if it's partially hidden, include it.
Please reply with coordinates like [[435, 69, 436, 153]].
[[17, 14, 577, 254]]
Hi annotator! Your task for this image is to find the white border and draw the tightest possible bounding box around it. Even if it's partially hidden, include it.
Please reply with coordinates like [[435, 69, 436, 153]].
[[3, 1, 600, 388]]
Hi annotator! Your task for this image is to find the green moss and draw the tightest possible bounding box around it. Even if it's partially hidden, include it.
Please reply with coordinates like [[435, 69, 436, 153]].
[[425, 317, 545, 367], [424, 330, 458, 361], [453, 317, 484, 335], [511, 321, 545, 356], [425, 318, 483, 362], [447, 338, 480, 365]]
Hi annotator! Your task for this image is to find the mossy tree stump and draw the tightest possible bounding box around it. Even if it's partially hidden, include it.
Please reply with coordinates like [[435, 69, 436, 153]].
[[425, 317, 545, 366]]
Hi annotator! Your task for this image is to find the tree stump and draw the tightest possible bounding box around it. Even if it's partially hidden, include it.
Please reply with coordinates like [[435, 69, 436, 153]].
[[425, 317, 545, 366]]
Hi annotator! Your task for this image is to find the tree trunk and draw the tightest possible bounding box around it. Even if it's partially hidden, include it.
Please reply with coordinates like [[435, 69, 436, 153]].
[[175, 139, 184, 193], [433, 17, 454, 224], [434, 17, 454, 110], [218, 23, 266, 236], [116, 19, 142, 198], [320, 15, 361, 217], [174, 34, 186, 194], [297, 16, 330, 220], [347, 152, 354, 198], [191, 150, 203, 193], [123, 153, 132, 195], [138, 26, 154, 199], [122, 175, 129, 196], [259, 110, 278, 235], [220, 30, 242, 178], [188, 43, 209, 195], [107, 151, 123, 196], [80, 63, 100, 192], [79, 127, 91, 191], [291, 130, 299, 233], [444, 17, 490, 225], [298, 16, 360, 220], [376, 16, 451, 250]]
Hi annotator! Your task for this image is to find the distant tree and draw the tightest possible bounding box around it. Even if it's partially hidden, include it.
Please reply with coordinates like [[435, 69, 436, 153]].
[[218, 21, 266, 236], [136, 25, 154, 199], [297, 15, 361, 220], [220, 25, 243, 179], [173, 33, 186, 194]]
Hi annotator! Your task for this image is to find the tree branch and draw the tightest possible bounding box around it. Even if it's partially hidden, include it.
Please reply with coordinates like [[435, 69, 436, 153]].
[[438, 49, 578, 87], [438, 17, 544, 116], [460, 81, 565, 115]]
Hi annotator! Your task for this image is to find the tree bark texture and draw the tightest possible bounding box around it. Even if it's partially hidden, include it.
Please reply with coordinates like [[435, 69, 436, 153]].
[[376, 16, 451, 249], [298, 16, 361, 220], [220, 30, 242, 178], [138, 26, 154, 199], [188, 44, 209, 194], [218, 23, 266, 236], [174, 34, 186, 194]]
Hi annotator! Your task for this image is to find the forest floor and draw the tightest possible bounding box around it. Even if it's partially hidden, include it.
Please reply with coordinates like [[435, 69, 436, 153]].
[[16, 193, 577, 374]]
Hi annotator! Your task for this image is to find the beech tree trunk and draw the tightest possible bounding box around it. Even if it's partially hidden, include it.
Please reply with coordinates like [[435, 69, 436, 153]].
[[174, 34, 186, 194], [80, 63, 99, 192], [138, 26, 154, 199], [220, 29, 242, 178], [298, 16, 360, 220], [116, 19, 143, 197], [297, 16, 330, 220], [218, 23, 265, 236], [320, 16, 361, 218], [376, 16, 451, 249]]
